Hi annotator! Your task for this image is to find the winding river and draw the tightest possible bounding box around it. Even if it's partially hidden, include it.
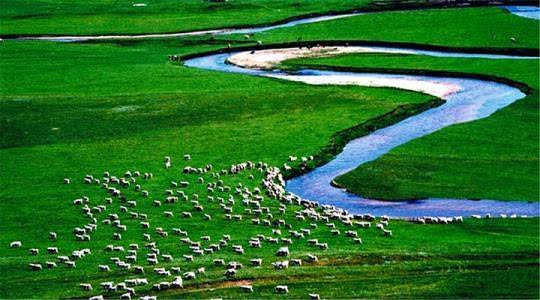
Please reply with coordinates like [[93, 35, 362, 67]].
[[16, 5, 539, 217], [184, 45, 539, 218]]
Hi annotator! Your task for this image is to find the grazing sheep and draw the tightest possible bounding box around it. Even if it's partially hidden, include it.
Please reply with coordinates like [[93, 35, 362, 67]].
[[275, 285, 289, 294], [99, 264, 110, 272], [65, 261, 76, 268], [308, 239, 318, 246], [29, 248, 39, 255], [46, 261, 57, 268], [281, 238, 293, 245], [249, 240, 261, 248], [171, 276, 183, 288], [272, 260, 289, 269], [183, 255, 194, 262], [10, 241, 22, 248], [240, 285, 254, 293], [345, 230, 358, 238], [29, 263, 42, 271], [306, 254, 318, 262], [183, 271, 196, 280], [227, 261, 243, 270], [250, 258, 262, 266], [276, 247, 289, 256], [309, 293, 321, 300], [317, 243, 328, 250], [120, 293, 131, 300], [125, 287, 136, 295], [80, 283, 93, 291], [161, 254, 172, 261], [224, 268, 237, 277]]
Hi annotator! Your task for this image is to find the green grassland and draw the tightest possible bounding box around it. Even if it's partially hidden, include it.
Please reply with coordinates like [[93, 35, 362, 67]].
[[0, 3, 539, 299], [252, 6, 539, 49], [284, 54, 539, 201], [0, 0, 376, 35]]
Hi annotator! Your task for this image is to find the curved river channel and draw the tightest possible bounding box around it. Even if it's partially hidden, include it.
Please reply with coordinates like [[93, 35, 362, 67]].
[[19, 5, 539, 217], [184, 46, 539, 218]]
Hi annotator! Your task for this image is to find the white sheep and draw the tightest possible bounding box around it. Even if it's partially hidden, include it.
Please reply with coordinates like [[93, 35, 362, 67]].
[[10, 241, 22, 248], [80, 283, 93, 291], [183, 271, 196, 280], [120, 293, 131, 300], [276, 247, 289, 256], [99, 265, 110, 272], [240, 285, 254, 293]]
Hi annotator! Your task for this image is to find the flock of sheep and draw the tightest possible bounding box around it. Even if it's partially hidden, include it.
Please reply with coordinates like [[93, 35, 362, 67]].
[[9, 154, 495, 299]]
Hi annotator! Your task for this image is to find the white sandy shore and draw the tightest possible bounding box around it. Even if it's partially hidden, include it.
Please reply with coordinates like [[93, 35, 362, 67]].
[[227, 46, 419, 69], [227, 47, 461, 98], [268, 74, 460, 98]]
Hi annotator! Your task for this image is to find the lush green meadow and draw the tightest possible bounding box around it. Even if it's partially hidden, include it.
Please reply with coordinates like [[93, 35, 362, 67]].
[[1, 0, 375, 35], [252, 6, 539, 49], [0, 3, 539, 299]]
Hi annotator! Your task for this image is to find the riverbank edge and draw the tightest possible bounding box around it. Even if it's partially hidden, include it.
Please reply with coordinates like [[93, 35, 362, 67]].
[[180, 40, 539, 62]]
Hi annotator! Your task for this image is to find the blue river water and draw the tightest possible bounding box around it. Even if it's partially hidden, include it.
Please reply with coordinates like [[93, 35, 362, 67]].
[[505, 6, 540, 20]]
